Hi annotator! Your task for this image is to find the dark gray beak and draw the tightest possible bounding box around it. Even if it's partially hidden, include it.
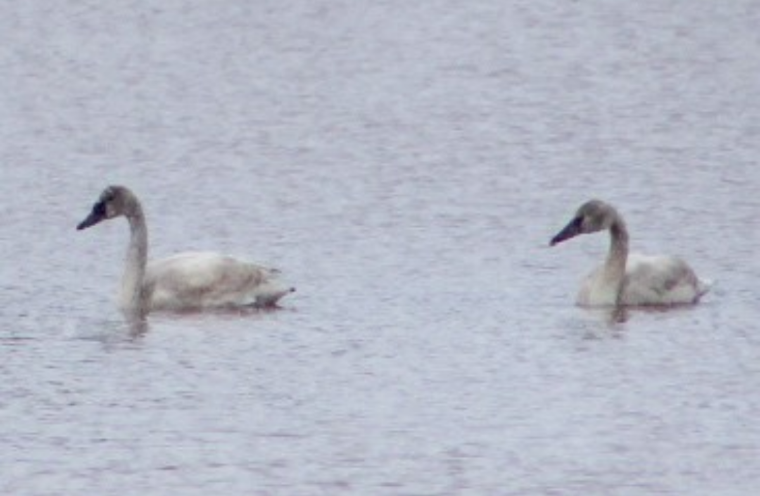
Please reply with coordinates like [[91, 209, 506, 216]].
[[550, 217, 582, 246], [77, 202, 106, 230]]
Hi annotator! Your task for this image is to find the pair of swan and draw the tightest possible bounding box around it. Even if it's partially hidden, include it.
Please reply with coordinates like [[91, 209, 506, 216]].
[[550, 199, 710, 306], [77, 187, 710, 313], [77, 186, 294, 314]]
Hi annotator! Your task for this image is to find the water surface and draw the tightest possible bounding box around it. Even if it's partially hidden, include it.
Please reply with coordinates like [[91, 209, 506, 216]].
[[1, 1, 758, 495]]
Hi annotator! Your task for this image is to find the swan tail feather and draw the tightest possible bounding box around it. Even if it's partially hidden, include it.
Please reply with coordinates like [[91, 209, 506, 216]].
[[695, 278, 712, 301], [253, 285, 295, 307]]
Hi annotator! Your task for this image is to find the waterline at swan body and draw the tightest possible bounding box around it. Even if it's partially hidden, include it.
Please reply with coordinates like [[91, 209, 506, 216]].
[[550, 200, 710, 307], [77, 185, 295, 313]]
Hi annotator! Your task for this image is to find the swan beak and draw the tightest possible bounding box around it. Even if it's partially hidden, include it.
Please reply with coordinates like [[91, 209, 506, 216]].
[[77, 206, 106, 230], [550, 218, 581, 246]]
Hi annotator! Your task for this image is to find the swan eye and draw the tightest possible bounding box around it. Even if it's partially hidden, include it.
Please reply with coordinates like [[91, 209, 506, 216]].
[[93, 200, 107, 216]]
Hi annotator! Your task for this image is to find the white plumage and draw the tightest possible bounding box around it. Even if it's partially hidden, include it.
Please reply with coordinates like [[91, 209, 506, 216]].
[[77, 186, 294, 314], [551, 200, 710, 307], [145, 252, 292, 311]]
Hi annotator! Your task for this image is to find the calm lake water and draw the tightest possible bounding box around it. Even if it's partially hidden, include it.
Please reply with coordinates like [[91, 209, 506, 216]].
[[1, 1, 759, 495]]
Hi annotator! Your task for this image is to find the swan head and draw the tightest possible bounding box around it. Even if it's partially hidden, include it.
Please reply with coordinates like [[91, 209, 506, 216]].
[[77, 185, 136, 230], [550, 199, 618, 246]]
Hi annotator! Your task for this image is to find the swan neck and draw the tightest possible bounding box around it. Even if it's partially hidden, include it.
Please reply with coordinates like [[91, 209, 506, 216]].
[[604, 217, 629, 295], [121, 204, 149, 313]]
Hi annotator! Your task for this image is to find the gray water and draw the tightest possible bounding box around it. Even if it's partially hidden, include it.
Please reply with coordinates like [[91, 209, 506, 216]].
[[1, 1, 759, 495]]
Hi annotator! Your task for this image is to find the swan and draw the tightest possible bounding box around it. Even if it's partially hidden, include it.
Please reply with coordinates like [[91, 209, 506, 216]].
[[549, 199, 710, 307], [76, 185, 294, 314]]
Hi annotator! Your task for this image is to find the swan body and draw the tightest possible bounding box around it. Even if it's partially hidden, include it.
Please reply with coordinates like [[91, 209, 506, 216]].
[[77, 186, 294, 314], [550, 200, 710, 307], [145, 252, 291, 311]]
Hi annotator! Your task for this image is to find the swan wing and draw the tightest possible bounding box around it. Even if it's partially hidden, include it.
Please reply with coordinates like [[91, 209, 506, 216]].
[[145, 252, 292, 310], [622, 254, 707, 305]]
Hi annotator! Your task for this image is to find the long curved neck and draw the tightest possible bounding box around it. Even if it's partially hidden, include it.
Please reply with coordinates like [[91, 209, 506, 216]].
[[604, 215, 629, 302], [120, 201, 149, 314]]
